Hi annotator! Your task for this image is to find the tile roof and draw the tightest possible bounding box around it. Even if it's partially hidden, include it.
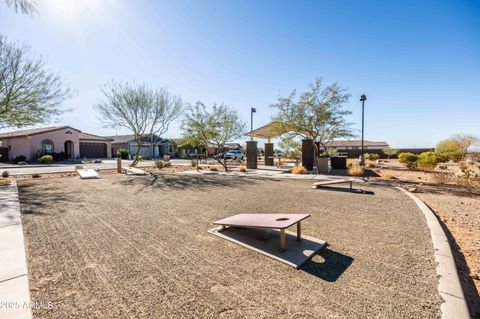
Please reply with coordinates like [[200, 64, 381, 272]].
[[79, 132, 113, 142], [106, 134, 136, 144], [325, 140, 389, 147], [107, 134, 173, 144], [0, 126, 79, 138]]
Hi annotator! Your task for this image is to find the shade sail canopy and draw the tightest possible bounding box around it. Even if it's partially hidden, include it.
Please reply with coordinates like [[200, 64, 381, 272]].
[[245, 122, 285, 140]]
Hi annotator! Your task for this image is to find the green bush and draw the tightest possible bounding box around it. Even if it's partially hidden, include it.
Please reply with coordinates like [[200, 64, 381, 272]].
[[12, 155, 26, 164], [191, 159, 198, 167], [2, 171, 9, 178], [39, 155, 53, 164], [117, 148, 129, 159], [416, 152, 447, 170], [444, 151, 466, 162], [154, 160, 165, 169], [365, 153, 380, 160], [398, 152, 418, 169]]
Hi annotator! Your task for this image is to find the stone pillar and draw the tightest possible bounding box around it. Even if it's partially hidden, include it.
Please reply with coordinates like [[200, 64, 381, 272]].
[[264, 143, 274, 166], [117, 157, 122, 173], [246, 141, 258, 169], [302, 139, 314, 171]]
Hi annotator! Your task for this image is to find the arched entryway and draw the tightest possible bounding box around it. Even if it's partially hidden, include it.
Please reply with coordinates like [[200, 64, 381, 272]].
[[64, 140, 74, 159]]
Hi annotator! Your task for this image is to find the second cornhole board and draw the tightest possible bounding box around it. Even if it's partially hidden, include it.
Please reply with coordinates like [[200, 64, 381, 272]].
[[77, 169, 99, 179], [124, 167, 147, 175], [312, 179, 353, 189]]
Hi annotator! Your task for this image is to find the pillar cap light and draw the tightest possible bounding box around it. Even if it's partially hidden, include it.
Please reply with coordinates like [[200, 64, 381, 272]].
[[360, 94, 367, 101]]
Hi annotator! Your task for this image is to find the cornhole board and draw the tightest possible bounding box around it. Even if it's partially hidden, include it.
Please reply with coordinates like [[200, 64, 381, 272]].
[[312, 179, 353, 189], [124, 167, 147, 175], [77, 169, 99, 179], [209, 214, 327, 269]]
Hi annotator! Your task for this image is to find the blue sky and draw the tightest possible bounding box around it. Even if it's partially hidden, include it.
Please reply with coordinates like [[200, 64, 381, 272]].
[[1, 0, 479, 147]]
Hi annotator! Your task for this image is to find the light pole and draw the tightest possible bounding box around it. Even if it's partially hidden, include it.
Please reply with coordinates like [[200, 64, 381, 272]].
[[250, 107, 256, 141], [360, 94, 367, 165]]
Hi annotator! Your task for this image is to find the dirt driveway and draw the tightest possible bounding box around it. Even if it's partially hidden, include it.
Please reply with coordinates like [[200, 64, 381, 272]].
[[19, 174, 442, 318]]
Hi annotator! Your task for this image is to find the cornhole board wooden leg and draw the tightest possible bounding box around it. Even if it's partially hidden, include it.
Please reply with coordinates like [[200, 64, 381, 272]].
[[297, 221, 301, 241], [280, 229, 286, 252]]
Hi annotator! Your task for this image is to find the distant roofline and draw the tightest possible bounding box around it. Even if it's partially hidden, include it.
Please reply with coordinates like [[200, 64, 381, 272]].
[[0, 126, 81, 139]]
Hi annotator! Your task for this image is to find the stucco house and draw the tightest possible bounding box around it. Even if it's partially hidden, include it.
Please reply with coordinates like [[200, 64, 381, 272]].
[[108, 134, 176, 159], [0, 126, 113, 162]]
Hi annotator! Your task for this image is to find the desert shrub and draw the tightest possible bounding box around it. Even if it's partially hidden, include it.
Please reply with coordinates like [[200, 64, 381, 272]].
[[432, 172, 450, 184], [348, 165, 364, 176], [12, 155, 26, 164], [39, 155, 53, 164], [239, 165, 247, 172], [444, 151, 466, 162], [346, 159, 358, 168], [436, 139, 463, 154], [164, 161, 171, 168], [32, 173, 40, 178], [438, 164, 448, 170], [209, 166, 218, 171], [416, 152, 447, 170], [364, 153, 380, 161], [458, 161, 468, 172], [383, 148, 398, 159], [291, 166, 305, 174], [2, 171, 9, 178], [154, 160, 166, 169], [117, 148, 129, 159], [191, 159, 198, 167], [365, 162, 375, 168], [398, 152, 418, 169], [0, 180, 10, 186]]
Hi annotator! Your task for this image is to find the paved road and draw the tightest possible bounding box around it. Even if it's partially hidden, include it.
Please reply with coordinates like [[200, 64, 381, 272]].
[[0, 159, 194, 175]]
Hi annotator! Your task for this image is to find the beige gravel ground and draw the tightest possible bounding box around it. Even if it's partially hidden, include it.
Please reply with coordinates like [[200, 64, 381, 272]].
[[19, 174, 442, 318]]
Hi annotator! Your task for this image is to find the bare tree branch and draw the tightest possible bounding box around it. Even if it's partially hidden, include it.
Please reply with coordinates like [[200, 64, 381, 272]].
[[95, 81, 182, 166], [0, 35, 70, 129], [4, 0, 37, 16]]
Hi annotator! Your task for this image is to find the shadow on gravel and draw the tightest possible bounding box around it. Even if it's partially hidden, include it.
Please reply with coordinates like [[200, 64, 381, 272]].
[[301, 248, 354, 282], [115, 173, 277, 191], [17, 183, 71, 216]]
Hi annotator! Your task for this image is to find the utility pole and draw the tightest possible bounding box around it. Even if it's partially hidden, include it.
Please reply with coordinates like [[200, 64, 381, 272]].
[[360, 94, 367, 165], [250, 107, 256, 141]]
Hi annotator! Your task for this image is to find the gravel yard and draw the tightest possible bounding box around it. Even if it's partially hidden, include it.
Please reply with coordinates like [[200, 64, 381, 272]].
[[19, 174, 442, 318]]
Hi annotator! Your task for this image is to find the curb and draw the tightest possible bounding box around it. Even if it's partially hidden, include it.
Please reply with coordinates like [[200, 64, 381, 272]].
[[396, 187, 470, 319], [0, 180, 32, 319]]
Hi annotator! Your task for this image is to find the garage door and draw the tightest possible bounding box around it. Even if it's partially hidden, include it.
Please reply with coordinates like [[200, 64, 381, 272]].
[[80, 142, 106, 158]]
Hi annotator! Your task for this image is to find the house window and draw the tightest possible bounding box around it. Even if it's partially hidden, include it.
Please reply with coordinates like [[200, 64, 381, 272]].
[[168, 143, 174, 153], [41, 139, 54, 154]]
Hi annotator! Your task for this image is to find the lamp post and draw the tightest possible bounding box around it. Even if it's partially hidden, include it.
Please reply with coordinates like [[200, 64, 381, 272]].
[[250, 107, 256, 141], [359, 94, 367, 165]]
